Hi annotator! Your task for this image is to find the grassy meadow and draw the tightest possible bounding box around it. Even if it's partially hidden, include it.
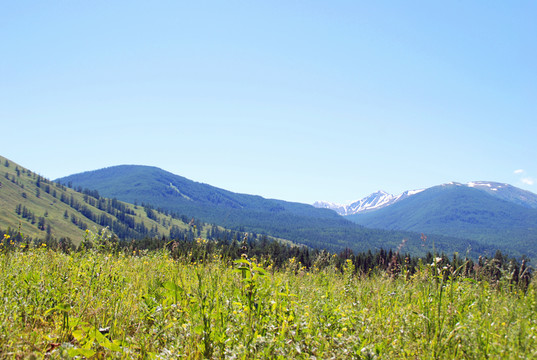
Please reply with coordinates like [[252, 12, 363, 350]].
[[1, 232, 536, 359]]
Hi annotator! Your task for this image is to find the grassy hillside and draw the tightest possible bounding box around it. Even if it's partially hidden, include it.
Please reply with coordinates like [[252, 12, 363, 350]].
[[349, 184, 537, 258], [0, 156, 199, 245]]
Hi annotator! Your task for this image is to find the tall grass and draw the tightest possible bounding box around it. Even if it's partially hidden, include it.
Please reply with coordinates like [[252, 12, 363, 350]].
[[0, 234, 536, 359]]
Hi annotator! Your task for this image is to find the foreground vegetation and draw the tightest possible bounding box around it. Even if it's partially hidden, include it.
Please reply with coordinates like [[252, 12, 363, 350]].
[[1, 231, 536, 359]]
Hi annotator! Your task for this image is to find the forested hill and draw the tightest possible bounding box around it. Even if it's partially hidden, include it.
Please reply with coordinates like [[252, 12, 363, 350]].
[[57, 165, 343, 220], [0, 155, 275, 248], [57, 165, 503, 257], [348, 183, 537, 258]]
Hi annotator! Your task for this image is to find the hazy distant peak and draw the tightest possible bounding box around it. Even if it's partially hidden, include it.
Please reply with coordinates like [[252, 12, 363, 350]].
[[314, 188, 424, 216], [315, 180, 537, 216]]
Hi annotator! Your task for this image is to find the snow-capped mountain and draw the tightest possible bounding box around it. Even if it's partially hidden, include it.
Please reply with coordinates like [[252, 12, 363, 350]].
[[313, 189, 424, 216], [445, 181, 537, 209], [344, 181, 537, 258], [314, 181, 537, 216]]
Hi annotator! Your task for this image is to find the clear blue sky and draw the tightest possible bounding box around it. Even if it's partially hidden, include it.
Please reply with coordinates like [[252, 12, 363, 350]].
[[2, 1, 536, 204]]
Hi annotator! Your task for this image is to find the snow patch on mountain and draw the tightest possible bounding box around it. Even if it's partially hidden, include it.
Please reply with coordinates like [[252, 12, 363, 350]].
[[466, 181, 510, 192], [464, 181, 537, 208], [316, 180, 537, 216], [314, 188, 424, 216]]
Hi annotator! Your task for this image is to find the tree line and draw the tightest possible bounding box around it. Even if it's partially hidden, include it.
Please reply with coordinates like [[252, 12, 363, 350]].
[[1, 224, 531, 290]]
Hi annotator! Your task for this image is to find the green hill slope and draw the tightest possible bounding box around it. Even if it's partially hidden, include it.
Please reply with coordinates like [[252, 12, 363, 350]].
[[348, 184, 537, 258], [57, 165, 343, 220], [0, 156, 196, 245]]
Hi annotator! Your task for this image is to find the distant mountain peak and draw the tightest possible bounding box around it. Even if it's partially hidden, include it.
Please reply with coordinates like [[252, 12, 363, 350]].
[[314, 188, 424, 216], [316, 180, 537, 217], [463, 181, 537, 208], [443, 181, 510, 191], [466, 181, 508, 191]]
